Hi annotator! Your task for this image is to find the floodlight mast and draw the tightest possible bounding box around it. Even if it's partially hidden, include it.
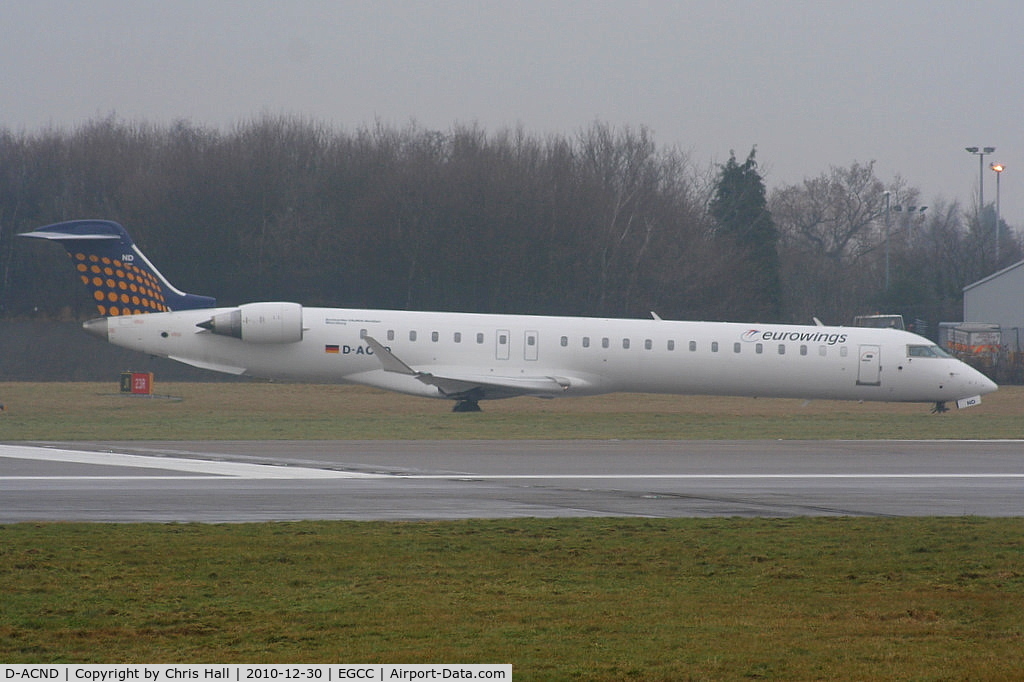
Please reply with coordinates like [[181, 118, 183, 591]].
[[966, 146, 996, 218], [883, 196, 927, 291], [990, 162, 1005, 263], [883, 191, 891, 290]]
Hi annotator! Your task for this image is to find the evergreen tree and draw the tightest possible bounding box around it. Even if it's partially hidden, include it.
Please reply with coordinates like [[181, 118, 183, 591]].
[[710, 147, 781, 320]]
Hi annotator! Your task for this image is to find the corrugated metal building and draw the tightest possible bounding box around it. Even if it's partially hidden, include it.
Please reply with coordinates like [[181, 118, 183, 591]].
[[961, 261, 1024, 383], [963, 260, 1024, 330]]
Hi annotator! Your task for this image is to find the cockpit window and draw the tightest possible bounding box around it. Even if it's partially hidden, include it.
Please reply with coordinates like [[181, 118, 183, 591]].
[[907, 344, 951, 358]]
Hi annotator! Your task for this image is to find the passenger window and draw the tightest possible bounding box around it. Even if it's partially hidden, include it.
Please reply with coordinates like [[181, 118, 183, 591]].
[[778, 344, 786, 355], [689, 341, 697, 352], [840, 346, 848, 357], [756, 343, 763, 354], [431, 331, 439, 342], [819, 346, 827, 357], [733, 342, 741, 353], [527, 336, 536, 346], [360, 329, 367, 339], [711, 342, 719, 352], [409, 331, 417, 341], [623, 338, 630, 349], [560, 336, 568, 347], [583, 337, 590, 348], [667, 340, 675, 351], [602, 337, 610, 349], [454, 332, 462, 343], [387, 330, 395, 341], [477, 333, 484, 344], [644, 339, 652, 350], [800, 345, 808, 356], [499, 334, 508, 345]]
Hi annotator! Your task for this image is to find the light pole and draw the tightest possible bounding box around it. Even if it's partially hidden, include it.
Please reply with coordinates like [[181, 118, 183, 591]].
[[883, 191, 891, 291], [990, 162, 1005, 264], [893, 204, 928, 221], [966, 146, 996, 221], [887, 203, 927, 292]]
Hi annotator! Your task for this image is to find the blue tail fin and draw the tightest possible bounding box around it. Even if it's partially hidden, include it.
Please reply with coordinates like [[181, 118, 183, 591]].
[[20, 220, 216, 315]]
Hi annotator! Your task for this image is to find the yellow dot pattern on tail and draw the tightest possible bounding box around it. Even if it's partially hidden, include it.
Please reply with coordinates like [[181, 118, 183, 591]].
[[72, 251, 169, 316]]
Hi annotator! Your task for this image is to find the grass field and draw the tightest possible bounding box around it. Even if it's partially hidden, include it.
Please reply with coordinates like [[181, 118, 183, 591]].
[[1, 381, 1023, 440], [2, 382, 1023, 679], [2, 518, 1023, 679]]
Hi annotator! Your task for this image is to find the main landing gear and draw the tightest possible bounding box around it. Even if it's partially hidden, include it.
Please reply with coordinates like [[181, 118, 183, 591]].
[[450, 387, 485, 412], [452, 399, 482, 412], [931, 401, 949, 414]]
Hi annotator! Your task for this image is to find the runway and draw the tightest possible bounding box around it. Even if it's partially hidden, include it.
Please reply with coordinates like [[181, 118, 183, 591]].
[[2, 439, 1024, 522]]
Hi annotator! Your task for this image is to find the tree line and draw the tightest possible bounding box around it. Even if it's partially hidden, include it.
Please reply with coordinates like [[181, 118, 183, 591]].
[[1, 116, 1017, 332]]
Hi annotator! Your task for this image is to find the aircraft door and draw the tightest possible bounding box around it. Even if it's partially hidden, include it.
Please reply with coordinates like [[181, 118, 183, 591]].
[[856, 344, 882, 386], [524, 330, 539, 361], [496, 329, 510, 360]]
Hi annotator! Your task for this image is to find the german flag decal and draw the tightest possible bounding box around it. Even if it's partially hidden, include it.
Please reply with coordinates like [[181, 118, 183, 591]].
[[325, 344, 340, 354]]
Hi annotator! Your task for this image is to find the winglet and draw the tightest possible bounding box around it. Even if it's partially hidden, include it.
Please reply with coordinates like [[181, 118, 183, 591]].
[[363, 336, 416, 375]]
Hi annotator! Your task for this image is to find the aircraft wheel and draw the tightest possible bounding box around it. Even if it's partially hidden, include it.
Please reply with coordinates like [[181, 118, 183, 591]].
[[452, 400, 482, 413]]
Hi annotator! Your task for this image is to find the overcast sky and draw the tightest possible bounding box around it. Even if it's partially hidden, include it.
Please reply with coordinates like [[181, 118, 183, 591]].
[[4, 1, 1023, 226]]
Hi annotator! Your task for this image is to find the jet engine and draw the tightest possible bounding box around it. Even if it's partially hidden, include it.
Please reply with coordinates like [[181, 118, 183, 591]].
[[197, 302, 303, 343]]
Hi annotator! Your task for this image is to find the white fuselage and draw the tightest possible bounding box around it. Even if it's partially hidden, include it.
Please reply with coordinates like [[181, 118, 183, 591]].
[[91, 305, 997, 405]]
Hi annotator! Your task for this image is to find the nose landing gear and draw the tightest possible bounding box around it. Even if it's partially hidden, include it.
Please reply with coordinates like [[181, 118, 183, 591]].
[[931, 401, 949, 414]]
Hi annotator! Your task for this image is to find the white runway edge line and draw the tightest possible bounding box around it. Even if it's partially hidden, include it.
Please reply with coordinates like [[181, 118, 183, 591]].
[[412, 474, 1024, 479], [3, 444, 1024, 482], [0, 444, 377, 479]]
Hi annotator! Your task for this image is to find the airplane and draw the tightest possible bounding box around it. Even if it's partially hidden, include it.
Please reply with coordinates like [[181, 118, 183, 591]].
[[21, 219, 997, 413]]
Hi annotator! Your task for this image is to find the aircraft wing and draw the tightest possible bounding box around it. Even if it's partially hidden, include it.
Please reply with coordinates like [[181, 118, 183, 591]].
[[364, 336, 570, 399]]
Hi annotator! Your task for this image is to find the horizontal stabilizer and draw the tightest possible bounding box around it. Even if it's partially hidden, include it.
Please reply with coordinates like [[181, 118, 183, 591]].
[[19, 230, 120, 241]]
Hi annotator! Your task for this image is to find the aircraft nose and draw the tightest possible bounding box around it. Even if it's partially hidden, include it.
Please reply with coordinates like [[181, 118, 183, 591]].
[[961, 365, 998, 395]]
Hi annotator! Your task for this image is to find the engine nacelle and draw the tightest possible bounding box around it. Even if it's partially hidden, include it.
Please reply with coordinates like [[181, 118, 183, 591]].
[[197, 302, 304, 343]]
